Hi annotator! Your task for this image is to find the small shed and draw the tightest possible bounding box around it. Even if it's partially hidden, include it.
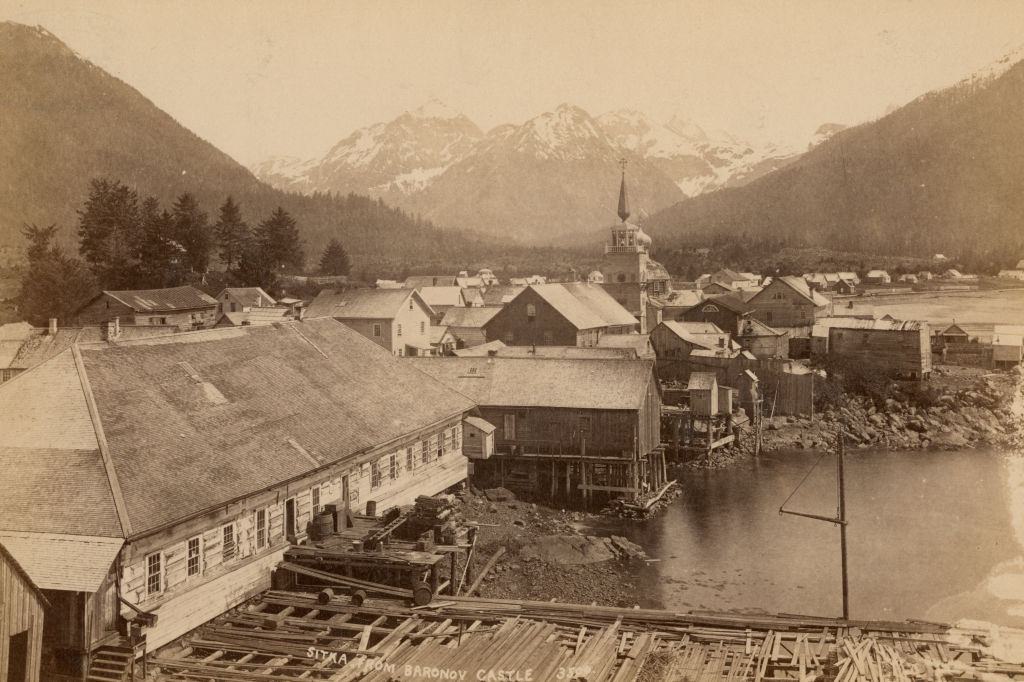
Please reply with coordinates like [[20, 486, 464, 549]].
[[0, 541, 47, 682], [939, 324, 970, 345], [462, 416, 496, 460], [688, 372, 719, 417], [993, 333, 1023, 368]]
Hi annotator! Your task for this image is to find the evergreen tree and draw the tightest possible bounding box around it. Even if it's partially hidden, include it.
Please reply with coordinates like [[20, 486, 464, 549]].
[[214, 196, 250, 271], [318, 239, 351, 276], [77, 178, 141, 288], [18, 224, 96, 326], [255, 207, 304, 273], [137, 197, 187, 287], [172, 193, 212, 276], [233, 241, 277, 291]]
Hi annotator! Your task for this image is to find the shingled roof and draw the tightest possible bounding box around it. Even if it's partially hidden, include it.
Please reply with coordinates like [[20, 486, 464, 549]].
[[103, 286, 217, 312], [218, 287, 276, 308], [560, 282, 638, 327], [525, 284, 606, 330], [306, 288, 431, 320], [0, 319, 473, 540], [408, 357, 656, 411], [440, 306, 502, 328]]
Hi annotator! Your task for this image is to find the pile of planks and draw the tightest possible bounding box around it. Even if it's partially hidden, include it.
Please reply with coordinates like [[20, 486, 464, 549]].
[[149, 586, 1024, 681], [398, 495, 462, 545]]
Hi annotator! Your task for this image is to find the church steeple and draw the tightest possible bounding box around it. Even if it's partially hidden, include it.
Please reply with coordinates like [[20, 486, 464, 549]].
[[617, 158, 630, 222]]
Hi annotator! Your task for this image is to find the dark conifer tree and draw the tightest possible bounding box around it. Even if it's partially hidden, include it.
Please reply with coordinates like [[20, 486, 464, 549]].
[[318, 239, 351, 276], [172, 193, 211, 276], [214, 196, 251, 271], [255, 207, 304, 273], [18, 223, 96, 325], [77, 178, 141, 288]]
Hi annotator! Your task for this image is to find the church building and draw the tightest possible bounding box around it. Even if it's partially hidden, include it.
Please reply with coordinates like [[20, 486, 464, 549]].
[[600, 165, 672, 333]]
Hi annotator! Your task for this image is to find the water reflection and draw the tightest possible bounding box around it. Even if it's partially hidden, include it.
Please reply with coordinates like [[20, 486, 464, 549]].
[[585, 448, 1023, 625]]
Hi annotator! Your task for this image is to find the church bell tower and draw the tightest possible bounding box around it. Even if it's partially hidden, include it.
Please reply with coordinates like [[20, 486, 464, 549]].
[[601, 160, 653, 331]]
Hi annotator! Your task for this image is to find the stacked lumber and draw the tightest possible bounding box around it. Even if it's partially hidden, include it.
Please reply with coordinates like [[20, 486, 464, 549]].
[[398, 495, 464, 545]]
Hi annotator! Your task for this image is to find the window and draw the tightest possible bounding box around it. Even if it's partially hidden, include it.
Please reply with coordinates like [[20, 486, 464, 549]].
[[504, 332, 514, 344], [406, 447, 414, 472], [766, 312, 773, 322], [702, 304, 720, 313], [373, 323, 382, 337], [186, 536, 202, 577], [420, 321, 425, 334], [420, 439, 429, 463], [578, 414, 591, 436], [454, 426, 461, 451], [222, 524, 236, 562], [526, 303, 536, 318], [311, 486, 321, 516], [371, 461, 382, 488], [255, 509, 267, 550], [543, 330, 553, 344], [397, 323, 403, 337], [409, 300, 414, 310], [436, 435, 444, 459], [146, 553, 163, 595], [389, 453, 398, 479]]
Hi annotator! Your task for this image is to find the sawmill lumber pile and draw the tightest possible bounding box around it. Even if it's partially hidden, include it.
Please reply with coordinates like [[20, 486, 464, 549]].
[[150, 585, 1024, 681]]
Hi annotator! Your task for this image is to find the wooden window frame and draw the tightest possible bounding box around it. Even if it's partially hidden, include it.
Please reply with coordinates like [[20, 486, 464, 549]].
[[255, 508, 268, 550], [389, 453, 398, 479], [222, 523, 237, 563], [186, 536, 202, 579], [420, 439, 429, 463], [371, 461, 382, 489], [406, 447, 414, 472], [373, 323, 382, 337], [311, 485, 321, 517], [146, 551, 163, 596]]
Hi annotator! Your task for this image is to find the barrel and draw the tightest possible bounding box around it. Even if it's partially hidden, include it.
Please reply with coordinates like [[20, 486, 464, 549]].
[[351, 589, 367, 607], [365, 500, 377, 517], [311, 511, 334, 539], [317, 588, 335, 605], [412, 582, 433, 607]]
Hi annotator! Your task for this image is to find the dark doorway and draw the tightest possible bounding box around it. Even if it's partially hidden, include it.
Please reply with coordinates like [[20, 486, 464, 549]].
[[7, 630, 29, 682], [285, 498, 296, 538], [341, 476, 350, 506]]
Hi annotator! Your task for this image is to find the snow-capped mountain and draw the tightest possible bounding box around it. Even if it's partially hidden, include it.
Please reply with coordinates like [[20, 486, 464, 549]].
[[252, 100, 835, 242], [596, 109, 808, 197], [255, 98, 483, 198]]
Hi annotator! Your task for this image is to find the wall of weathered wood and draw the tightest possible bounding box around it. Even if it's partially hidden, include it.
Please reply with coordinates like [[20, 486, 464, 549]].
[[1, 547, 45, 682]]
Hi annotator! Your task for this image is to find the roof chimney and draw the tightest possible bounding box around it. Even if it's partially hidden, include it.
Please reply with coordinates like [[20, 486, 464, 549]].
[[103, 317, 121, 341], [48, 318, 57, 335]]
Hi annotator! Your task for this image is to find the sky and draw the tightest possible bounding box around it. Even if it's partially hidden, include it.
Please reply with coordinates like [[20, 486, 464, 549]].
[[3, 0, 1024, 166]]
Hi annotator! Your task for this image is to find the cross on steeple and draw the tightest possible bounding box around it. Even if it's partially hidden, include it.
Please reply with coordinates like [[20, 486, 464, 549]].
[[619, 158, 628, 172]]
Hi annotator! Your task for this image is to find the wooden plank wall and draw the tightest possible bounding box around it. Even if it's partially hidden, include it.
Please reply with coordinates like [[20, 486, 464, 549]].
[[1, 548, 45, 682]]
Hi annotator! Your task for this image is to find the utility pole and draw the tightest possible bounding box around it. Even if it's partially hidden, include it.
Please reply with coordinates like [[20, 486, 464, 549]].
[[780, 431, 850, 619]]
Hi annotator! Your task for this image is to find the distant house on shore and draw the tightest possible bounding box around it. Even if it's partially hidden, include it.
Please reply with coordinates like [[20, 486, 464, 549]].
[[404, 275, 457, 288], [864, 270, 891, 284], [998, 269, 1024, 281], [825, 318, 932, 379], [75, 286, 218, 331], [745, 276, 831, 331], [216, 287, 275, 314]]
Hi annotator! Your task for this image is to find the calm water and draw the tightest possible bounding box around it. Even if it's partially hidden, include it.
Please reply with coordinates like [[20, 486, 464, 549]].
[[585, 447, 1024, 626]]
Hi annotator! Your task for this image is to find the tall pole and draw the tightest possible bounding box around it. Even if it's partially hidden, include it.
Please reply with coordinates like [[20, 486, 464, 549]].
[[837, 432, 850, 620]]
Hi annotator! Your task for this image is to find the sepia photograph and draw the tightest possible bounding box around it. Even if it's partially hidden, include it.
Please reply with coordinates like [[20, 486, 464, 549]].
[[1, 0, 1024, 679]]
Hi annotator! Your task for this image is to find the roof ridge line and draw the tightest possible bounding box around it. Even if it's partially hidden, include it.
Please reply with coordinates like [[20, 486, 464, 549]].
[[71, 344, 132, 538], [287, 323, 329, 359]]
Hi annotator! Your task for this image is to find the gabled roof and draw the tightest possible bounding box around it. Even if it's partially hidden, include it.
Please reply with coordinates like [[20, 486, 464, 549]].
[[712, 268, 746, 283], [456, 346, 634, 360], [0, 320, 473, 539], [754, 276, 830, 307], [2, 325, 175, 371], [215, 307, 292, 327], [656, 321, 731, 351], [102, 286, 217, 312], [940, 323, 969, 336], [430, 325, 454, 344], [218, 287, 276, 307], [0, 531, 122, 592], [462, 288, 485, 306], [404, 275, 457, 288], [306, 288, 432, 320], [701, 293, 752, 314], [417, 286, 465, 308], [441, 306, 502, 328], [646, 259, 671, 281], [0, 540, 48, 605], [560, 282, 638, 327], [688, 372, 717, 390], [525, 284, 607, 330], [464, 415, 496, 433], [866, 270, 889, 278], [481, 285, 525, 306], [408, 357, 656, 411]]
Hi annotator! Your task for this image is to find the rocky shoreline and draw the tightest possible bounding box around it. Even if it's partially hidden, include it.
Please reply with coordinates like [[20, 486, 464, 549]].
[[760, 365, 1023, 454]]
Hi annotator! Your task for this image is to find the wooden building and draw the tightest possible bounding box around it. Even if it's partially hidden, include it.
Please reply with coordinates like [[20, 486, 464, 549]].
[[462, 416, 496, 460], [215, 287, 275, 314], [679, 294, 751, 334], [0, 319, 476, 673], [687, 372, 718, 416], [417, 287, 467, 325], [0, 541, 46, 682], [827, 319, 932, 379], [439, 306, 502, 349], [75, 286, 218, 331], [736, 318, 789, 359], [305, 288, 434, 356], [745, 276, 832, 332], [409, 357, 665, 506], [650, 321, 736, 381], [482, 284, 629, 348]]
